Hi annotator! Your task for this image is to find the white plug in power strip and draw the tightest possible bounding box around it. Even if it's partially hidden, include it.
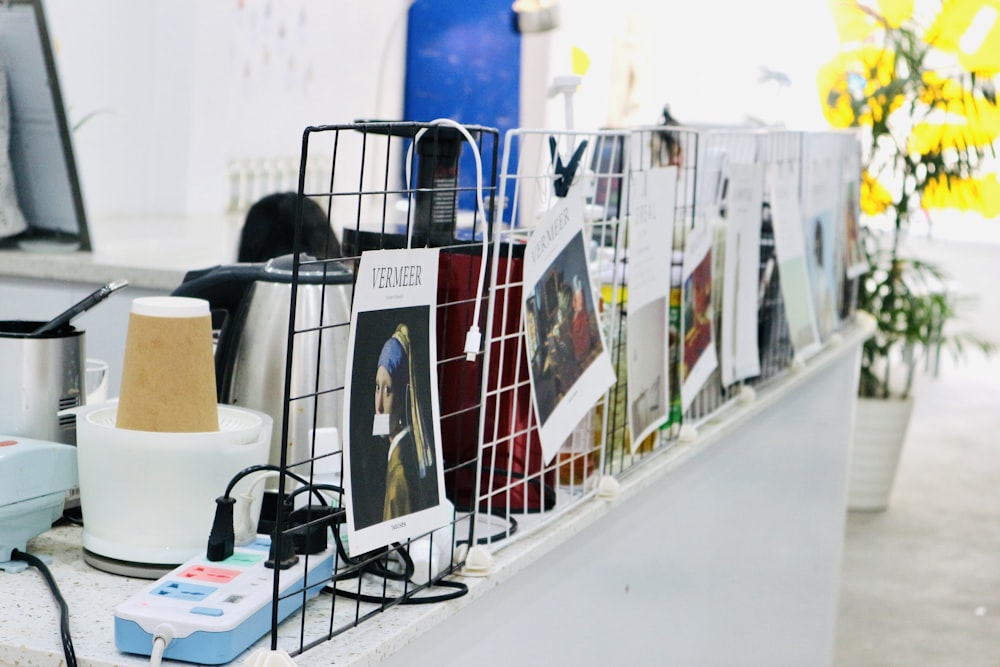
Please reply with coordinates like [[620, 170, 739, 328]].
[[114, 536, 335, 665]]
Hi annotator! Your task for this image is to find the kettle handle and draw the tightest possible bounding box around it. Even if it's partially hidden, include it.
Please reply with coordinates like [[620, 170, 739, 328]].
[[171, 263, 266, 315], [171, 263, 267, 401]]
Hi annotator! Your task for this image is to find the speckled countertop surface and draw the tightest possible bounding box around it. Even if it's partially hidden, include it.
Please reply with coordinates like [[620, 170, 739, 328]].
[[0, 249, 189, 292], [0, 499, 616, 667], [0, 525, 150, 667]]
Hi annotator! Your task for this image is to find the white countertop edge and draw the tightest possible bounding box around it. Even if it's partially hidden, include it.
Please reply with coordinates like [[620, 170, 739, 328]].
[[0, 214, 244, 291], [0, 249, 189, 291]]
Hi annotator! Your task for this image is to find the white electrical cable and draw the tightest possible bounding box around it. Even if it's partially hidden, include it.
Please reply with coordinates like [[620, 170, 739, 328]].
[[245, 471, 280, 505], [403, 118, 489, 361], [242, 470, 340, 506], [149, 637, 167, 667], [235, 471, 280, 545], [149, 625, 174, 667]]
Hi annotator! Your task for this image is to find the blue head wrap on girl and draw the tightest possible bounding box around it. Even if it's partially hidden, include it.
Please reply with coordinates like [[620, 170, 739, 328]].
[[377, 335, 409, 389]]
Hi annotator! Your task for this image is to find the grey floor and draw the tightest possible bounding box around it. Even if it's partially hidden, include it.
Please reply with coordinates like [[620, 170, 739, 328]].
[[835, 234, 1000, 667]]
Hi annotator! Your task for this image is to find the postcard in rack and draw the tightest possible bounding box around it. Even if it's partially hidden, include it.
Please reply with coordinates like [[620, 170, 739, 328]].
[[842, 138, 868, 280], [342, 247, 449, 556], [801, 133, 843, 341], [625, 165, 675, 449], [680, 213, 719, 412], [523, 188, 615, 464], [720, 161, 763, 387], [843, 177, 867, 279], [769, 163, 822, 361]]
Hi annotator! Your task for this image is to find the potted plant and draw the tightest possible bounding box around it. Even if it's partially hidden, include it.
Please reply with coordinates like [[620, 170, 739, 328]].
[[817, 0, 998, 509]]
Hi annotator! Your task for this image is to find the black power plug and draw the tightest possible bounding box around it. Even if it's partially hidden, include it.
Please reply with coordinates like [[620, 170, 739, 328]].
[[206, 496, 236, 562], [265, 531, 299, 570], [265, 498, 299, 570], [287, 505, 340, 555]]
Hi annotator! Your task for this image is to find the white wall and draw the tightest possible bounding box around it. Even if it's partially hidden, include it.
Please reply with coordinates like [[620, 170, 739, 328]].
[[525, 0, 840, 132], [40, 0, 838, 223], [42, 0, 411, 221]]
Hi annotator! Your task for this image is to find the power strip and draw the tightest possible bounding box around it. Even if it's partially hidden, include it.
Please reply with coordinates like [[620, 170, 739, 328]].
[[114, 536, 335, 665]]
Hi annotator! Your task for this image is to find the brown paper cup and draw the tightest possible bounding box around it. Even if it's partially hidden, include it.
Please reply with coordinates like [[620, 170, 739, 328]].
[[116, 296, 219, 433]]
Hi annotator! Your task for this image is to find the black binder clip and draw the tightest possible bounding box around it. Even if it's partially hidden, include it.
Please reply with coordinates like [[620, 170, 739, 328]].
[[548, 135, 588, 197]]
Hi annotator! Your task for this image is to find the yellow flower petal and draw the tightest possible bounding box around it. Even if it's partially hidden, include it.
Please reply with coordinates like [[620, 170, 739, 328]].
[[911, 119, 997, 153], [827, 0, 915, 42], [877, 0, 915, 29], [923, 173, 1000, 214], [827, 0, 880, 43], [571, 46, 590, 77], [910, 82, 1000, 152], [926, 0, 1000, 72], [816, 45, 900, 127], [861, 171, 895, 214]]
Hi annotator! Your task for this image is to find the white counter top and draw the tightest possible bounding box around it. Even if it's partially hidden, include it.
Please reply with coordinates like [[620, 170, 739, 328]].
[[0, 318, 873, 667], [0, 215, 245, 290]]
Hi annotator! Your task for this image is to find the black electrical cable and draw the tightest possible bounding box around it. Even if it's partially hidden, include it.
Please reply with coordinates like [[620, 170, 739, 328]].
[[325, 534, 470, 605], [325, 517, 417, 581], [474, 513, 517, 544], [209, 466, 343, 562], [469, 514, 518, 546], [323, 509, 382, 569], [326, 578, 468, 605], [451, 505, 519, 545], [363, 544, 415, 581], [283, 482, 345, 505], [224, 467, 464, 604], [60, 507, 84, 527], [11, 549, 77, 667], [222, 463, 334, 506]]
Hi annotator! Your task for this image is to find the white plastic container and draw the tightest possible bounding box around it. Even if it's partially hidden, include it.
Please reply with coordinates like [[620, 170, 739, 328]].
[[75, 403, 271, 570]]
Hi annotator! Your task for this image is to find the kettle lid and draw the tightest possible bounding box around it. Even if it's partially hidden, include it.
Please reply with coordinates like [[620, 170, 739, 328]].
[[259, 253, 353, 285]]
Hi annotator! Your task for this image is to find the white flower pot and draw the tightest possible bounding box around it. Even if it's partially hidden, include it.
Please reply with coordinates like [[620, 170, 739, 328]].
[[848, 395, 915, 512]]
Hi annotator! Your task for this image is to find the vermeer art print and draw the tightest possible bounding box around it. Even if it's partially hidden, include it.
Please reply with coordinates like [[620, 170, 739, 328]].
[[522, 191, 615, 464], [342, 248, 449, 555]]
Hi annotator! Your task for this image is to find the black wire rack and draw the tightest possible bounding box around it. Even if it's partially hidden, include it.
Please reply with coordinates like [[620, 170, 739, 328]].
[[254, 119, 863, 657], [263, 120, 500, 657]]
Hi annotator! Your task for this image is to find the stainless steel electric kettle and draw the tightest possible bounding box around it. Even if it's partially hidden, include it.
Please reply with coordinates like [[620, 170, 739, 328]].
[[171, 254, 354, 475]]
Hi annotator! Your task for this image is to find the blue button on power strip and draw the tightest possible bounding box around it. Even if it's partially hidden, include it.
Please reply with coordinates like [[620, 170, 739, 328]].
[[190, 607, 225, 617]]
